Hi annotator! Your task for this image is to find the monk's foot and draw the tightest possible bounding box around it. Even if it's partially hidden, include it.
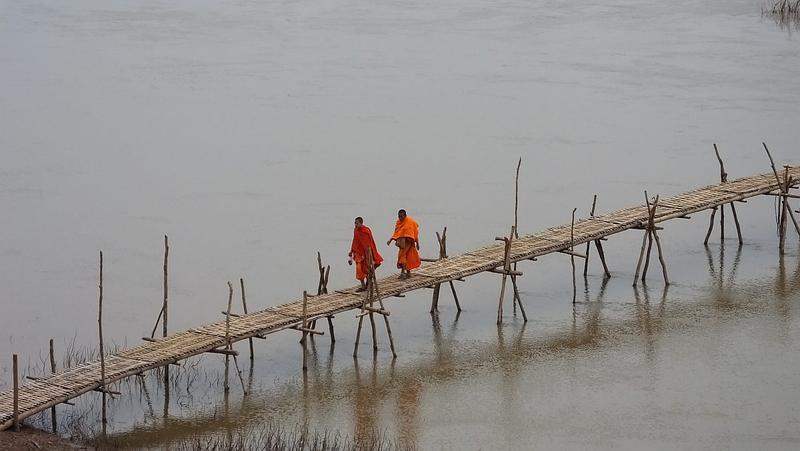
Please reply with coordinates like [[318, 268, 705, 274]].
[[356, 286, 367, 292]]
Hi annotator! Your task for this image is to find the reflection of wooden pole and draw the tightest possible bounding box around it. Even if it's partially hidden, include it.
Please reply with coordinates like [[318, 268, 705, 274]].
[[239, 278, 254, 361], [98, 251, 107, 430], [49, 339, 57, 433], [12, 354, 19, 432]]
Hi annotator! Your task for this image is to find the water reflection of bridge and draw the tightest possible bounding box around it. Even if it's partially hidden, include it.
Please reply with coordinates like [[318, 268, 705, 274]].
[[103, 251, 800, 448]]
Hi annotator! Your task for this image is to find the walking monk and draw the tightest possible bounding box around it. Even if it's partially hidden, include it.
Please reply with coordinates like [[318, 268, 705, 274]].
[[348, 217, 383, 291], [386, 209, 421, 279]]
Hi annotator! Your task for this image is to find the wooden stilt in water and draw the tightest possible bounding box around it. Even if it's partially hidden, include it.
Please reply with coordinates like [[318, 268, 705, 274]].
[[570, 208, 577, 303], [779, 167, 789, 254], [354, 249, 396, 357], [326, 316, 336, 343], [704, 207, 717, 245], [584, 195, 598, 277], [429, 227, 460, 313], [641, 193, 655, 282], [496, 226, 515, 323], [12, 354, 19, 432], [98, 251, 107, 432], [49, 339, 57, 432], [594, 239, 611, 278], [301, 291, 309, 371], [239, 278, 254, 361], [730, 201, 744, 244], [634, 192, 669, 286], [224, 282, 233, 391]]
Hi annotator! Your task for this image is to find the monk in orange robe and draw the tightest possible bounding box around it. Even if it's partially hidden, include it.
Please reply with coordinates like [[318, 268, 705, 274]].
[[386, 209, 421, 279], [348, 217, 383, 291]]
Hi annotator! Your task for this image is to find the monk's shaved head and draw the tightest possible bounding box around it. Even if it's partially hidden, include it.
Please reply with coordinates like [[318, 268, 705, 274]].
[[355, 217, 363, 225], [398, 209, 407, 218]]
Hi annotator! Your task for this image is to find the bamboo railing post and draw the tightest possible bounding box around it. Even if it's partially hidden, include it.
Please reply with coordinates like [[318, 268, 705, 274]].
[[570, 208, 577, 303], [49, 339, 57, 432], [583, 195, 598, 277], [98, 251, 107, 431], [240, 278, 254, 361], [12, 353, 19, 432]]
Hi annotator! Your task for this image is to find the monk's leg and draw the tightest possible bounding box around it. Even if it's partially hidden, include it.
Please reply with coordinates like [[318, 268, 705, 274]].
[[356, 261, 367, 291]]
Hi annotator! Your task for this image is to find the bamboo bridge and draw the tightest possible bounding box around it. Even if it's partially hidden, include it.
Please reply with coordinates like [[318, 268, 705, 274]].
[[1, 159, 799, 432]]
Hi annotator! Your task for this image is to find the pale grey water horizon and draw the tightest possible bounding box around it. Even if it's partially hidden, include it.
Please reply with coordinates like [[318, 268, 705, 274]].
[[1, 0, 799, 449]]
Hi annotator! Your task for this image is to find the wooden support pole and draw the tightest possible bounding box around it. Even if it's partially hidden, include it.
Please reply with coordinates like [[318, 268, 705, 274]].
[[511, 275, 527, 321], [49, 339, 57, 433], [570, 209, 577, 303], [163, 236, 168, 339], [449, 281, 462, 312], [370, 252, 397, 357], [779, 168, 789, 254], [240, 278, 254, 361], [496, 226, 515, 323], [594, 240, 611, 278], [12, 354, 19, 432], [641, 193, 654, 282], [729, 202, 744, 244], [302, 291, 309, 371], [327, 316, 336, 343], [584, 194, 598, 276], [224, 281, 233, 392], [763, 142, 783, 189], [714, 144, 727, 243], [704, 207, 717, 245], [98, 251, 107, 431]]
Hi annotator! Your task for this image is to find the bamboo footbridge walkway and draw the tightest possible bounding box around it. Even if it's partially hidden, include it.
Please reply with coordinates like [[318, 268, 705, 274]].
[[2, 159, 799, 432]]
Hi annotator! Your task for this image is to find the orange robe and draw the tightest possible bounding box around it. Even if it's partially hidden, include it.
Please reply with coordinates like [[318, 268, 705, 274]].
[[391, 216, 421, 270], [351, 225, 383, 281]]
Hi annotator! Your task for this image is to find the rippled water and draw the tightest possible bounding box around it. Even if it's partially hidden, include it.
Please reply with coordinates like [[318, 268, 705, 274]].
[[1, 0, 799, 449]]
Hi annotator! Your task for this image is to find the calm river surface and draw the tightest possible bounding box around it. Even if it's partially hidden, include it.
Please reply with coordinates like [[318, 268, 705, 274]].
[[2, 0, 799, 449]]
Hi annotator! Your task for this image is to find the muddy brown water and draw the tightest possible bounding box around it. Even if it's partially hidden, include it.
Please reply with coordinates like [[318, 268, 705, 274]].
[[1, 0, 799, 449]]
